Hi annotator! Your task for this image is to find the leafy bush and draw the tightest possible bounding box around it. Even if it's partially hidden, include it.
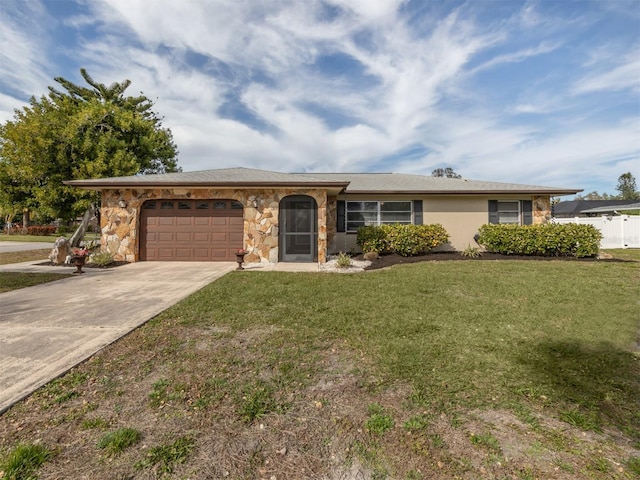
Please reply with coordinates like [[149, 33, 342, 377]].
[[357, 224, 449, 256], [476, 223, 601, 258], [26, 225, 56, 236], [356, 226, 387, 253], [90, 251, 115, 267]]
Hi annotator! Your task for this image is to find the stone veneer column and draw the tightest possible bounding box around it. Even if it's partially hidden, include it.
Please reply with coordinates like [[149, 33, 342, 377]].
[[532, 195, 551, 224]]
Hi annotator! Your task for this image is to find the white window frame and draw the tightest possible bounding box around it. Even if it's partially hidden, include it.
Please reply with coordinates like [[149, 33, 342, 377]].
[[345, 201, 412, 232]]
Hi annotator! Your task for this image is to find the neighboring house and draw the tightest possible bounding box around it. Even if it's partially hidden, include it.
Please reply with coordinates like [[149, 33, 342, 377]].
[[66, 168, 580, 264], [578, 202, 640, 215], [553, 200, 639, 218]]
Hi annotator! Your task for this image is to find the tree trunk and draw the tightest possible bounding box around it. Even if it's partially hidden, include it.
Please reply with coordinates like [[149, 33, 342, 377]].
[[68, 206, 94, 248], [22, 208, 30, 229]]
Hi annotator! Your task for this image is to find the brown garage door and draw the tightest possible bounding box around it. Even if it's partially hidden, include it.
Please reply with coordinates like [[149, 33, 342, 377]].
[[140, 199, 244, 261]]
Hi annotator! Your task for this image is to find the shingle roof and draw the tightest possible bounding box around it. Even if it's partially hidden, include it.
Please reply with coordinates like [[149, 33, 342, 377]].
[[65, 167, 349, 188], [302, 172, 579, 194], [66, 167, 581, 195], [580, 202, 640, 213], [554, 200, 639, 215]]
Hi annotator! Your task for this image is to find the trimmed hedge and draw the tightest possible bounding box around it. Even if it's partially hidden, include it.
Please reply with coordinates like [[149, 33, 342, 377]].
[[476, 223, 601, 258], [357, 224, 450, 257]]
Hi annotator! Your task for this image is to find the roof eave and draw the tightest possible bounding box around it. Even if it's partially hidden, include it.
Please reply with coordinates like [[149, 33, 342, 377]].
[[64, 180, 351, 191], [343, 189, 582, 195]]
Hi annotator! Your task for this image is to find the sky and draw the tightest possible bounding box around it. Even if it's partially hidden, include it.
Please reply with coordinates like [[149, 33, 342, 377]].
[[1, 0, 639, 197]]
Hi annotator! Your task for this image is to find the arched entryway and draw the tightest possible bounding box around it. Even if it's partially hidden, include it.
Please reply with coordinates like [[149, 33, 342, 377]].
[[279, 195, 318, 262]]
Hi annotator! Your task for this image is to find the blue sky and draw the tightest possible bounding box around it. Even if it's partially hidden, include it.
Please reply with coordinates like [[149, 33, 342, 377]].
[[1, 0, 639, 197]]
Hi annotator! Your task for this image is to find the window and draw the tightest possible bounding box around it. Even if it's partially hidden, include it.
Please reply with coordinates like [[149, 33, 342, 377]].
[[489, 200, 532, 225], [345, 201, 412, 232]]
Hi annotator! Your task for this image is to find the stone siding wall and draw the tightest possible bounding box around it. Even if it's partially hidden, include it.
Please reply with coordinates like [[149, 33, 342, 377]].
[[532, 195, 551, 224], [100, 188, 328, 263]]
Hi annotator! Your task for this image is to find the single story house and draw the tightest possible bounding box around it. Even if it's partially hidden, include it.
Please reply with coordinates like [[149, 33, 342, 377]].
[[553, 200, 639, 218], [66, 167, 581, 264]]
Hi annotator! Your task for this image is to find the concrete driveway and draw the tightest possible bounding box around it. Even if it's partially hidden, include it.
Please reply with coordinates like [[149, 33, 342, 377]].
[[0, 261, 235, 413]]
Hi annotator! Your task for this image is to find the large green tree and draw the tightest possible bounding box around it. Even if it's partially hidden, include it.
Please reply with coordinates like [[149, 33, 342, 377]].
[[615, 172, 639, 200], [0, 69, 179, 223]]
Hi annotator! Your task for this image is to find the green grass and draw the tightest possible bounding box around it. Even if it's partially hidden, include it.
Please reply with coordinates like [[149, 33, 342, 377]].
[[0, 234, 57, 242], [0, 249, 52, 265], [0, 272, 71, 293], [135, 436, 194, 474], [98, 428, 142, 455], [1, 258, 638, 478], [0, 443, 53, 480], [605, 248, 640, 262], [171, 260, 639, 436]]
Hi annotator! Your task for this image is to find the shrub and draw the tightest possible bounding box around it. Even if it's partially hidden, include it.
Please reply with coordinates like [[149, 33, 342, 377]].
[[90, 251, 115, 267], [357, 225, 387, 253], [356, 224, 449, 256], [26, 225, 56, 236], [476, 223, 601, 258], [461, 244, 482, 258], [335, 251, 352, 268]]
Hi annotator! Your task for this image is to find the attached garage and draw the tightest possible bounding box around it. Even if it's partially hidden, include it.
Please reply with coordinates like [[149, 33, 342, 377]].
[[140, 199, 244, 261]]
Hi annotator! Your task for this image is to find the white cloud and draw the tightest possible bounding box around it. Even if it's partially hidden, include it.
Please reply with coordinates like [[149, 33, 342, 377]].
[[0, 0, 638, 197], [0, 0, 53, 98], [573, 50, 640, 94]]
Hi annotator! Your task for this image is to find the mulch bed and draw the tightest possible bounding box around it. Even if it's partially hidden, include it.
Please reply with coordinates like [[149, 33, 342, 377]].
[[356, 251, 630, 270]]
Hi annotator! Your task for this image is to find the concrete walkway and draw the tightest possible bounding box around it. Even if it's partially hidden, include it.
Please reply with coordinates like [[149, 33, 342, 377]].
[[0, 261, 235, 414]]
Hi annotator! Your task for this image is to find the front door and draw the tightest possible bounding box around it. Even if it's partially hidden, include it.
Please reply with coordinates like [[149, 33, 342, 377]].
[[279, 196, 317, 262]]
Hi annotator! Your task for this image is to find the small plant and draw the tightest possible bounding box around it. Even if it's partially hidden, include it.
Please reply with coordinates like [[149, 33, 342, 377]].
[[336, 251, 352, 268], [470, 432, 501, 452], [559, 408, 602, 433], [98, 427, 142, 455], [90, 251, 115, 267], [135, 436, 195, 474], [0, 443, 53, 479], [365, 403, 395, 435], [237, 381, 279, 423], [81, 417, 110, 430], [461, 244, 482, 258], [627, 456, 640, 475], [403, 414, 431, 432]]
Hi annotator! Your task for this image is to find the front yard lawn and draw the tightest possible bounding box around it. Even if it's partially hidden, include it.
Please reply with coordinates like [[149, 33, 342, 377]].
[[0, 272, 71, 293], [1, 259, 638, 479], [0, 249, 51, 266]]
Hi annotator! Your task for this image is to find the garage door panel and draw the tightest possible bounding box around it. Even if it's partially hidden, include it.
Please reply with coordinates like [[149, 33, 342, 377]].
[[176, 232, 192, 243], [193, 232, 210, 242], [141, 199, 243, 261], [158, 232, 176, 242]]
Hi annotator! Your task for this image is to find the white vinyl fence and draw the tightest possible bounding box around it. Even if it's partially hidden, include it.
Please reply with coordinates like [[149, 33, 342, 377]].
[[553, 215, 640, 249]]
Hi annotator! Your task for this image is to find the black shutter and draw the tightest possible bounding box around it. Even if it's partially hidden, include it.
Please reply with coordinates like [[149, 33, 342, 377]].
[[488, 200, 499, 224], [337, 200, 346, 232], [522, 200, 533, 225], [413, 200, 423, 225]]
